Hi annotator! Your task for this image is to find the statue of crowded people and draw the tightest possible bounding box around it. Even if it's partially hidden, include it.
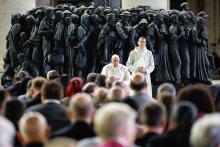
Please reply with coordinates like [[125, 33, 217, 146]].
[[1, 3, 213, 86], [115, 11, 132, 65]]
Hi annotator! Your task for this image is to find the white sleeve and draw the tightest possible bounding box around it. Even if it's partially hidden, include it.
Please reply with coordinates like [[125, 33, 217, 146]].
[[146, 52, 155, 74], [101, 65, 107, 76], [124, 67, 131, 83], [126, 51, 136, 74]]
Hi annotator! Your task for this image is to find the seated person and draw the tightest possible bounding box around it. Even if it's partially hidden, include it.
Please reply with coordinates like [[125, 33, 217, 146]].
[[101, 54, 130, 83]]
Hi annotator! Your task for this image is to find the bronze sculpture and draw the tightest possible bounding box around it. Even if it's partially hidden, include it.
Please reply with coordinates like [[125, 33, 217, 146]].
[[1, 3, 214, 86]]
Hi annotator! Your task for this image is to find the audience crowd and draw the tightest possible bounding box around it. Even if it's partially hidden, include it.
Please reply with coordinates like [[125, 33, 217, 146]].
[[1, 69, 220, 147]]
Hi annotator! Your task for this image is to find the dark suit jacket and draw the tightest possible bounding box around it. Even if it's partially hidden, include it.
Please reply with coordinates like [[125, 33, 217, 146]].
[[26, 102, 70, 132], [52, 121, 96, 141], [26, 93, 42, 108], [146, 128, 191, 147], [130, 93, 156, 116], [135, 132, 158, 147], [24, 142, 44, 147], [122, 96, 138, 111]]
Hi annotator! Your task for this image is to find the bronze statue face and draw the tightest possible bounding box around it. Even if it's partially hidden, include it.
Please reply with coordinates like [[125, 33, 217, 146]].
[[11, 13, 21, 25], [46, 8, 53, 18], [26, 15, 36, 26], [65, 17, 71, 25], [170, 14, 179, 24], [121, 15, 130, 24], [196, 17, 205, 27], [107, 13, 116, 26], [110, 18, 116, 26], [179, 12, 189, 24], [154, 13, 163, 25], [71, 14, 79, 24], [138, 19, 148, 29]]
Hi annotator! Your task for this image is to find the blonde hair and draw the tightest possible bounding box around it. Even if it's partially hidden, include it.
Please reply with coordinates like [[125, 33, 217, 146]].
[[94, 103, 136, 139]]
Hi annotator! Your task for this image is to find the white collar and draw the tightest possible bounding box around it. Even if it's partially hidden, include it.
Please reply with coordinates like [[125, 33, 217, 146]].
[[111, 64, 121, 68], [135, 47, 147, 51], [43, 99, 60, 104]]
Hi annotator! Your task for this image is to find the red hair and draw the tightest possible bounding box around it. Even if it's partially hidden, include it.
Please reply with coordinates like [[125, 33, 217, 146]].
[[66, 77, 84, 97]]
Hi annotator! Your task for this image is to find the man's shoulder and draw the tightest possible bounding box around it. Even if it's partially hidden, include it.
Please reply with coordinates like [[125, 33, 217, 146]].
[[103, 63, 112, 69], [145, 49, 153, 54], [129, 49, 137, 54], [148, 22, 155, 27], [132, 93, 155, 101], [27, 102, 64, 112], [119, 64, 128, 69], [51, 123, 73, 138], [26, 104, 43, 112]]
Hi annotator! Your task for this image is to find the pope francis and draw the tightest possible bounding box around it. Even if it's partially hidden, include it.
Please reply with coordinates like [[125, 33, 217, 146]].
[[101, 54, 131, 83]]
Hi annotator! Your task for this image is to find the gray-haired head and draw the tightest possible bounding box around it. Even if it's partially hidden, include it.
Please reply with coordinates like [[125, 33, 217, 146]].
[[94, 103, 136, 145], [107, 86, 125, 102], [157, 83, 176, 97], [69, 93, 94, 122], [190, 113, 220, 147]]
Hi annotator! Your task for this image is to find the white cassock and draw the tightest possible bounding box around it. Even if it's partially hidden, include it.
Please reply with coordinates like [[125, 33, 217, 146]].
[[126, 47, 155, 96], [101, 63, 131, 83]]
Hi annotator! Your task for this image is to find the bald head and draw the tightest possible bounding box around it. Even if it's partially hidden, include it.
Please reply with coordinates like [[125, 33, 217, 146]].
[[69, 93, 94, 122], [113, 81, 130, 97], [108, 86, 125, 102], [132, 73, 145, 84], [93, 87, 108, 107], [105, 75, 119, 88], [18, 112, 49, 144], [94, 103, 136, 145], [130, 73, 147, 92], [111, 54, 120, 67], [111, 54, 120, 60]]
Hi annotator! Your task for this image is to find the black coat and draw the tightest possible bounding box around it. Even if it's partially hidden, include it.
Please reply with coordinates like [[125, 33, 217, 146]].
[[52, 121, 96, 141], [24, 142, 44, 147], [135, 132, 158, 147], [26, 102, 70, 132], [26, 93, 42, 108], [146, 128, 191, 147]]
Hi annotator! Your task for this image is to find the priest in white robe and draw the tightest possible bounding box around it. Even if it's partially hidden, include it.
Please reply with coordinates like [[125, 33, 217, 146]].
[[126, 37, 155, 96], [101, 54, 130, 83]]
